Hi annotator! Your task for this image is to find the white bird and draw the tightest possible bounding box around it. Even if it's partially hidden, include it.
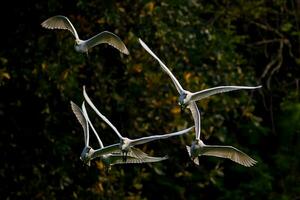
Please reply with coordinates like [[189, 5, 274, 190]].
[[83, 86, 194, 160], [70, 101, 168, 168], [139, 39, 257, 167], [138, 38, 261, 109], [41, 15, 129, 55], [185, 102, 257, 167]]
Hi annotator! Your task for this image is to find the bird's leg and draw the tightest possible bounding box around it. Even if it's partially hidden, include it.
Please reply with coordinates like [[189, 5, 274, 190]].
[[84, 51, 90, 65], [122, 151, 128, 162], [122, 151, 126, 162], [125, 151, 128, 162]]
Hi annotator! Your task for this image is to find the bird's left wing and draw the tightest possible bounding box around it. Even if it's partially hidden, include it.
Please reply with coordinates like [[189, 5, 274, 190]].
[[202, 145, 257, 167], [190, 85, 262, 102], [81, 102, 104, 148], [130, 126, 194, 146], [85, 31, 129, 55]]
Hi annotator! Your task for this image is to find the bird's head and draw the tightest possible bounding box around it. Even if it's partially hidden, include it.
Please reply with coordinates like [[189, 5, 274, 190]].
[[75, 39, 82, 45], [74, 43, 83, 52], [190, 139, 202, 159], [178, 93, 188, 110], [120, 138, 131, 162], [80, 146, 94, 166], [120, 138, 131, 151]]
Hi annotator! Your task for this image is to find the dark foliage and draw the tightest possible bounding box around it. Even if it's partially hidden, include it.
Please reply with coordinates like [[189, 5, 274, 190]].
[[0, 0, 299, 199]]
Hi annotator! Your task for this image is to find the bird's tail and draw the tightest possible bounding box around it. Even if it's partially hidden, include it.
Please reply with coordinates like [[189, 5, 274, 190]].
[[186, 145, 191, 157], [193, 157, 199, 165], [186, 145, 199, 165]]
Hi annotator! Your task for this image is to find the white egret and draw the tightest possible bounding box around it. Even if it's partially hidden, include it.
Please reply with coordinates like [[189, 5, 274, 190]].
[[71, 101, 168, 168], [41, 15, 129, 55], [83, 86, 194, 161], [139, 39, 258, 167]]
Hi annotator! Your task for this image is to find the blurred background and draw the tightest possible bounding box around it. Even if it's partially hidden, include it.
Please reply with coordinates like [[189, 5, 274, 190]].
[[0, 0, 299, 199]]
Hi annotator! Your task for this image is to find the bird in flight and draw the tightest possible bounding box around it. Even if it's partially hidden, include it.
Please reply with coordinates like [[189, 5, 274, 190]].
[[83, 86, 194, 161], [41, 15, 129, 55], [139, 39, 258, 167], [71, 101, 168, 169], [186, 102, 257, 167], [139, 38, 261, 109]]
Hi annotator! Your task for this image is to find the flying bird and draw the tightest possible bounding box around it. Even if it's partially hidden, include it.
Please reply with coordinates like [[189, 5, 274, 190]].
[[83, 86, 194, 161], [139, 39, 258, 167], [185, 102, 257, 167], [138, 38, 261, 109], [71, 101, 168, 168], [41, 15, 129, 55]]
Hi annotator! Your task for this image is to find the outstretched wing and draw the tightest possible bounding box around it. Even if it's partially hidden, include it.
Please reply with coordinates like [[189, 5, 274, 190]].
[[202, 145, 257, 167], [81, 102, 104, 148], [139, 38, 184, 94], [91, 143, 120, 159], [190, 85, 262, 102], [128, 147, 151, 158], [130, 126, 194, 146], [83, 86, 124, 139], [187, 102, 201, 140], [70, 101, 89, 146], [85, 31, 129, 55], [41, 15, 79, 40], [109, 154, 168, 165]]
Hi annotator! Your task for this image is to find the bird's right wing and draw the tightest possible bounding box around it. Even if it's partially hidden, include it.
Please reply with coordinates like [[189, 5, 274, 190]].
[[131, 126, 194, 146], [81, 102, 104, 148], [127, 147, 150, 158], [202, 145, 257, 167], [70, 101, 89, 146], [83, 86, 124, 139], [85, 31, 129, 55], [109, 153, 168, 165], [41, 15, 79, 40], [139, 38, 184, 94]]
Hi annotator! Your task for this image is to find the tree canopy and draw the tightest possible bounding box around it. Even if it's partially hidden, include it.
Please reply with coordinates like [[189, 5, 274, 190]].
[[0, 0, 299, 199]]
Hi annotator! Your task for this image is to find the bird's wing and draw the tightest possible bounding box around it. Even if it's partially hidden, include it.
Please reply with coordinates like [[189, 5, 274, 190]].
[[41, 15, 79, 40], [70, 101, 89, 146], [91, 143, 120, 159], [190, 85, 262, 102], [127, 147, 150, 158], [85, 31, 129, 55], [81, 102, 104, 148], [130, 126, 194, 146], [109, 154, 168, 165], [139, 38, 184, 94], [202, 145, 257, 167], [99, 147, 150, 159], [187, 102, 201, 140], [83, 86, 124, 139]]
